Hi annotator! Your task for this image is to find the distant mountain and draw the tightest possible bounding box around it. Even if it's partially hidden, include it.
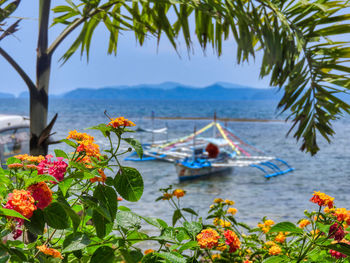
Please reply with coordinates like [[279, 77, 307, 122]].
[[0, 92, 15, 98], [63, 83, 282, 100], [102, 81, 190, 90], [18, 91, 63, 99]]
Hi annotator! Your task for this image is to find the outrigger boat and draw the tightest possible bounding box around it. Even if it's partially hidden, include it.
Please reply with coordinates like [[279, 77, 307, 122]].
[[125, 118, 294, 181]]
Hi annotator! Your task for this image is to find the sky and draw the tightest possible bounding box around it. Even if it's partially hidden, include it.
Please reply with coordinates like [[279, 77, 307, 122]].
[[1, 1, 270, 96]]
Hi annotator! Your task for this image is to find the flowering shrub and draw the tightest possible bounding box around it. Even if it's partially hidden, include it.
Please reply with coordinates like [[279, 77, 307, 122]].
[[0, 117, 349, 262]]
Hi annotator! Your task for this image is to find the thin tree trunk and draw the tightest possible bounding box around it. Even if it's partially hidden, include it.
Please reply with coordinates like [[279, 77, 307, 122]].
[[30, 0, 52, 156]]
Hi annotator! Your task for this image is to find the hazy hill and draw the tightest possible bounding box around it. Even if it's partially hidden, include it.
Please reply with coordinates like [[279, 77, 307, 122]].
[[0, 92, 15, 98], [63, 82, 281, 100]]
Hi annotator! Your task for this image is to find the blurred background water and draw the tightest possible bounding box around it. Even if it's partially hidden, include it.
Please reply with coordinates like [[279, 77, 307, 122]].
[[1, 98, 350, 226]]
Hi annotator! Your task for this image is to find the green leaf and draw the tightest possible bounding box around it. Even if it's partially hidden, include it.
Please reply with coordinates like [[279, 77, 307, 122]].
[[80, 196, 111, 222], [172, 209, 182, 226], [86, 124, 112, 137], [116, 211, 141, 229], [54, 149, 68, 159], [57, 199, 81, 232], [93, 185, 118, 221], [44, 202, 70, 229], [183, 221, 202, 237], [61, 139, 77, 148], [140, 216, 167, 229], [0, 207, 28, 221], [90, 246, 115, 263], [182, 208, 198, 216], [63, 232, 91, 253], [114, 167, 143, 202], [122, 138, 143, 159], [127, 231, 149, 244], [0, 255, 9, 263], [59, 178, 73, 197], [178, 241, 199, 253], [262, 255, 289, 263], [8, 248, 27, 262], [24, 209, 45, 235], [269, 222, 303, 234], [155, 252, 186, 263], [24, 174, 58, 188], [6, 157, 20, 165], [92, 210, 107, 239], [120, 249, 143, 263], [316, 222, 331, 234], [175, 227, 190, 242]]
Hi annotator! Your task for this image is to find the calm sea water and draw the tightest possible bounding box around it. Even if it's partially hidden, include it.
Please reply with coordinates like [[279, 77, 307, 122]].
[[1, 98, 350, 226]]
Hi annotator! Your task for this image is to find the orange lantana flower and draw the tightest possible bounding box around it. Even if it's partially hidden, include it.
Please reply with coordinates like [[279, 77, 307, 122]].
[[108, 117, 135, 128], [310, 191, 334, 208], [5, 190, 36, 219], [173, 189, 185, 198], [196, 229, 220, 249], [299, 219, 311, 228], [37, 245, 63, 259], [90, 169, 107, 183]]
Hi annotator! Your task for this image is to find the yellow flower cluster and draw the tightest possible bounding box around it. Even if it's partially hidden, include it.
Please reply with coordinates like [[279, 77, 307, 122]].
[[107, 117, 135, 128], [67, 130, 100, 159], [14, 154, 45, 164], [274, 232, 286, 243], [299, 219, 311, 228], [196, 228, 220, 249], [258, 219, 275, 233], [225, 199, 235, 205], [227, 207, 238, 215], [213, 198, 223, 203], [37, 245, 63, 259], [268, 245, 282, 255]]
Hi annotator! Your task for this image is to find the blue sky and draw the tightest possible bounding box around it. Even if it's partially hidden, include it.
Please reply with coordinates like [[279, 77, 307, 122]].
[[1, 1, 270, 96]]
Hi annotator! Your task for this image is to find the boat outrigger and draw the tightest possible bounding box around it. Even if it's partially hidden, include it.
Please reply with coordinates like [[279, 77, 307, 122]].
[[125, 117, 294, 181]]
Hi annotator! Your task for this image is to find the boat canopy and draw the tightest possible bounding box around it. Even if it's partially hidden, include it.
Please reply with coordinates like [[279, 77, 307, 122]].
[[0, 115, 30, 132]]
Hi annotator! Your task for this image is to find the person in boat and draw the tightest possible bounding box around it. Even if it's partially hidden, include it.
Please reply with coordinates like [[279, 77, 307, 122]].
[[205, 143, 219, 158]]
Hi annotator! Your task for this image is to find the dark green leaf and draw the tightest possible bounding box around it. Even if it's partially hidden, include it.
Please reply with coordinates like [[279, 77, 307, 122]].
[[269, 222, 303, 234], [90, 246, 115, 263], [172, 209, 182, 226], [44, 202, 70, 229], [114, 167, 143, 202], [63, 232, 91, 252], [24, 209, 45, 235]]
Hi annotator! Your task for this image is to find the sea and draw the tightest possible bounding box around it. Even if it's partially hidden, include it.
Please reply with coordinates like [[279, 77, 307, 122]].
[[1, 98, 350, 226]]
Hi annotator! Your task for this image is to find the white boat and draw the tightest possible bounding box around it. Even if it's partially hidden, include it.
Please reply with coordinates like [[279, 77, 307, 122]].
[[0, 115, 30, 167]]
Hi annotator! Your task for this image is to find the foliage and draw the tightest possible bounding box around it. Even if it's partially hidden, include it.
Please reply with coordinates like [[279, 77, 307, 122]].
[[0, 117, 350, 262], [1, 0, 350, 154]]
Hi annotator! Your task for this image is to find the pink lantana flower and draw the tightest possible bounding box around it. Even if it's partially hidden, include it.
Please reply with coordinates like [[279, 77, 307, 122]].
[[37, 155, 68, 183]]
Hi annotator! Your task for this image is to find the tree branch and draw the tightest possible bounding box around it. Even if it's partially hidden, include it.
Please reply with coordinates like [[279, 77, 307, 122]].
[[0, 46, 36, 93]]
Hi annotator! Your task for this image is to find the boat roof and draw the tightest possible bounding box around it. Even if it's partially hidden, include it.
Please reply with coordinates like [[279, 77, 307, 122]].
[[0, 115, 30, 131]]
